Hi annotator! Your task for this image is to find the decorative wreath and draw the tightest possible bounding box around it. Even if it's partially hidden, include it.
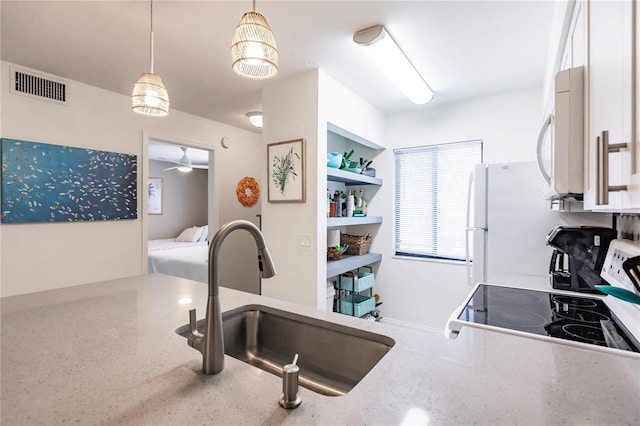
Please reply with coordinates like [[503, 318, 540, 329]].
[[236, 176, 260, 207]]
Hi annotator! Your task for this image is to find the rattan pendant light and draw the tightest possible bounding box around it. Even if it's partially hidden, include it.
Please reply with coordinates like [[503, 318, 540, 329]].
[[132, 0, 170, 117], [231, 0, 279, 80]]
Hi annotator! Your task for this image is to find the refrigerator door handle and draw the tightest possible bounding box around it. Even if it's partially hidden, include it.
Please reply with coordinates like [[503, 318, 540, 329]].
[[465, 171, 474, 285], [465, 170, 474, 229], [465, 171, 486, 285], [465, 228, 486, 286], [465, 227, 473, 285]]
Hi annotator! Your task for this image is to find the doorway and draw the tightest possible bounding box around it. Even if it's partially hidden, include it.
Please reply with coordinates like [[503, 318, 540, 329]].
[[143, 134, 214, 286], [147, 139, 211, 241]]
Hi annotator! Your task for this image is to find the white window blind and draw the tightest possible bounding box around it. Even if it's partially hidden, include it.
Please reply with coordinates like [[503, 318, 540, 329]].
[[394, 140, 483, 261]]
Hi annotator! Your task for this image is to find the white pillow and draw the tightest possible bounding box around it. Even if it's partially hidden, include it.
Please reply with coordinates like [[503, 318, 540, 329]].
[[198, 225, 209, 242], [176, 226, 204, 243]]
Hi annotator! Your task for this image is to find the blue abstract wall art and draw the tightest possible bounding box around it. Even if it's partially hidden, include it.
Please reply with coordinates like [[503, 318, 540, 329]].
[[1, 138, 137, 223]]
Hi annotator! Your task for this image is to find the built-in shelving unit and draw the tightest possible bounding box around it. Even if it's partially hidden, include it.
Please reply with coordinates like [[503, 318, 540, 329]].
[[326, 122, 384, 318]]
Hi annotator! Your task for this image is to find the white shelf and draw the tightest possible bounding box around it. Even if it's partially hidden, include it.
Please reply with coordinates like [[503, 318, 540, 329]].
[[327, 167, 382, 186], [326, 253, 382, 277], [327, 122, 384, 150], [327, 216, 382, 227]]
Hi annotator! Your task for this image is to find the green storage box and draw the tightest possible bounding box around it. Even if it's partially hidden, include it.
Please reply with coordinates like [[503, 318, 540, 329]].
[[338, 294, 375, 317], [338, 271, 375, 292]]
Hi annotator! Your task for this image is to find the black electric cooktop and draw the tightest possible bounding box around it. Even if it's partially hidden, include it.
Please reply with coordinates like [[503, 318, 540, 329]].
[[457, 285, 640, 353]]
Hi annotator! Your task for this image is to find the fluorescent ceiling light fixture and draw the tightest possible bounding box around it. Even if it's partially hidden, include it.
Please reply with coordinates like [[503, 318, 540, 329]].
[[132, 0, 170, 117], [247, 112, 263, 128], [231, 0, 279, 80], [353, 25, 433, 105]]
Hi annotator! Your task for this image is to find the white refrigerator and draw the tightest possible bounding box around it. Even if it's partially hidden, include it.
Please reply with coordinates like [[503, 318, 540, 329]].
[[465, 161, 612, 289]]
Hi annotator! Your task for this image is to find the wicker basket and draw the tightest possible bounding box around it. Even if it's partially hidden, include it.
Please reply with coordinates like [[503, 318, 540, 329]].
[[327, 246, 346, 261], [340, 233, 372, 256]]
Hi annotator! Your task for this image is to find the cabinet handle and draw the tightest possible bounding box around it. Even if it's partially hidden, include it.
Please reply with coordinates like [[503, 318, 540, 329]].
[[601, 130, 629, 206], [602, 131, 609, 205], [596, 135, 602, 205]]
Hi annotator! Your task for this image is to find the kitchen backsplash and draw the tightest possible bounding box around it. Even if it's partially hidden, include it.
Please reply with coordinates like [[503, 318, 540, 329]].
[[617, 214, 640, 241]]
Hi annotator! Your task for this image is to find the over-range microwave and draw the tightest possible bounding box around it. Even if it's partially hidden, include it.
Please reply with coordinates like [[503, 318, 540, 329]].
[[536, 66, 584, 200]]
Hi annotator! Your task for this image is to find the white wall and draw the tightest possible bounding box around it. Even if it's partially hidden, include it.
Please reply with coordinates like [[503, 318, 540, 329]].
[[1, 61, 262, 297], [374, 88, 545, 331], [261, 70, 320, 307], [386, 88, 545, 165], [318, 72, 386, 149], [148, 160, 208, 240]]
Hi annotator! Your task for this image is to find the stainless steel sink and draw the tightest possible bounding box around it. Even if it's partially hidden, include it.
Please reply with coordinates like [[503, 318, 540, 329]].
[[176, 304, 395, 396]]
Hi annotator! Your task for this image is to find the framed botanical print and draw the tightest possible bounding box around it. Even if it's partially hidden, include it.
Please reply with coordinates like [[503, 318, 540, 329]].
[[267, 139, 305, 203], [148, 177, 163, 214]]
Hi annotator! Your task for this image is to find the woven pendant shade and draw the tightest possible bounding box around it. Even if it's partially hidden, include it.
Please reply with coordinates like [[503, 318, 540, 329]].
[[131, 0, 169, 117], [231, 11, 279, 80], [132, 72, 170, 117]]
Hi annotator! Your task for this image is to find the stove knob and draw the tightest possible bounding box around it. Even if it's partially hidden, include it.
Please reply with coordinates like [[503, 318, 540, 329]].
[[563, 302, 569, 313]]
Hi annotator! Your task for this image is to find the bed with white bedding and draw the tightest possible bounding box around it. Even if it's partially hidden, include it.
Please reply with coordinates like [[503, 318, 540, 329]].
[[148, 238, 207, 252], [148, 226, 209, 284]]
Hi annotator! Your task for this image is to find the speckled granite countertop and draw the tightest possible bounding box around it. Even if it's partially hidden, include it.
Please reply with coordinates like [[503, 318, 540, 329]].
[[1, 274, 639, 425]]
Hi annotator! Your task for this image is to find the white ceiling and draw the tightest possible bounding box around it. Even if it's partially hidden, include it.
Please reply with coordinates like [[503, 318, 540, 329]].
[[1, 0, 557, 134], [148, 139, 210, 165]]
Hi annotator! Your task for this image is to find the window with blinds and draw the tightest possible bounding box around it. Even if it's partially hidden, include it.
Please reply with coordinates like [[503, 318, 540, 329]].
[[394, 140, 483, 261]]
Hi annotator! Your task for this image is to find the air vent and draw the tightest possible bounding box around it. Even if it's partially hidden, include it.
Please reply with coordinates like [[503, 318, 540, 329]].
[[10, 66, 69, 105]]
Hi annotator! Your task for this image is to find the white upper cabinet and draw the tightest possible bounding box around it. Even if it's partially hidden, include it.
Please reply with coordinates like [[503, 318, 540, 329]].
[[585, 0, 639, 211], [633, 0, 640, 210]]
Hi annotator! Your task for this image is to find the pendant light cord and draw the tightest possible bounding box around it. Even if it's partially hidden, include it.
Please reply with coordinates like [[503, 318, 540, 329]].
[[252, 0, 256, 12], [150, 0, 155, 74]]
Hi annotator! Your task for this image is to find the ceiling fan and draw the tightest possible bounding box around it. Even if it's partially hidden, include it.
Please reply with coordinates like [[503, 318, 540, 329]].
[[163, 147, 208, 172]]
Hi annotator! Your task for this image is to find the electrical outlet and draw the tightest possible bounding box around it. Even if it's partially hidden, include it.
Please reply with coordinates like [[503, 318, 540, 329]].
[[299, 233, 312, 251], [602, 240, 640, 292], [607, 249, 634, 286]]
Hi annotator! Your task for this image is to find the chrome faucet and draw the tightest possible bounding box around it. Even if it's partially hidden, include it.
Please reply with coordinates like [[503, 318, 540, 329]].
[[187, 220, 276, 374]]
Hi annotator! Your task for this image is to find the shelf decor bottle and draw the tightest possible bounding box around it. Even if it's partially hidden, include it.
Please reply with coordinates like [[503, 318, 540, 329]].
[[327, 189, 331, 218], [346, 194, 355, 217], [334, 190, 342, 217], [359, 188, 367, 216]]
